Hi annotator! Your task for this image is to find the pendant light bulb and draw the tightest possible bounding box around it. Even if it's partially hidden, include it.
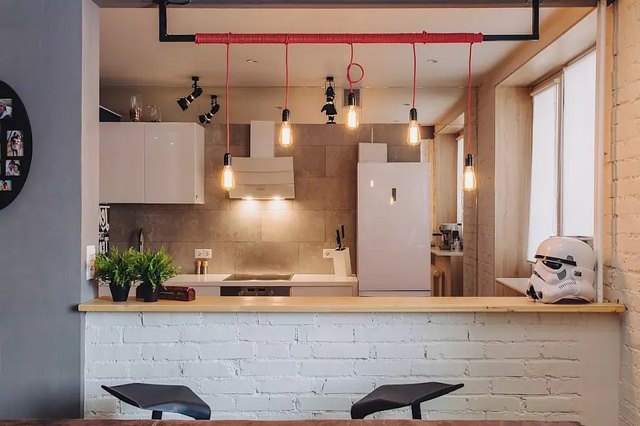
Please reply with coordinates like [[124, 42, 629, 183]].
[[222, 153, 235, 191], [280, 108, 293, 147], [346, 92, 359, 130], [463, 153, 477, 191], [408, 108, 420, 146]]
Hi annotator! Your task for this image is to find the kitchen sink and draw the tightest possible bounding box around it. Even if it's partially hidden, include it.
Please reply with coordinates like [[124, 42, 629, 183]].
[[223, 273, 294, 281]]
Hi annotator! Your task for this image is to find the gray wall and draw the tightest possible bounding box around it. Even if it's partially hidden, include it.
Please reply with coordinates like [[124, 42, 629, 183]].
[[0, 0, 99, 418]]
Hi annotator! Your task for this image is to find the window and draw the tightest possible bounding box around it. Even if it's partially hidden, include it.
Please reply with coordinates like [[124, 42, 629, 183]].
[[527, 51, 596, 261]]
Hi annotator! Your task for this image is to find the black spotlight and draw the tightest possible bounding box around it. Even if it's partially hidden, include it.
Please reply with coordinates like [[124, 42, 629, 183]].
[[321, 76, 338, 125], [198, 95, 220, 124], [177, 76, 203, 111]]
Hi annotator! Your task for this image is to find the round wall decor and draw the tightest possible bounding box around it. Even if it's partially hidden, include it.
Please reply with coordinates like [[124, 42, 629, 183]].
[[0, 80, 32, 210]]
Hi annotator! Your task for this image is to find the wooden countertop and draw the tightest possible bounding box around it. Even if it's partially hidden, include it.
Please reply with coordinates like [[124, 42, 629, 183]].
[[168, 274, 358, 286], [78, 296, 624, 313], [496, 277, 529, 295], [431, 248, 464, 257]]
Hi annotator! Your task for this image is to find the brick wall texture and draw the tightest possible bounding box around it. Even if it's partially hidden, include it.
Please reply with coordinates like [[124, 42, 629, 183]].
[[84, 312, 619, 424], [603, 1, 640, 426]]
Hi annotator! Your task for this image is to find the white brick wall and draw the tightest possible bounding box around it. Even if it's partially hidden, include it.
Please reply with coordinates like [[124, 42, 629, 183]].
[[603, 1, 640, 426], [85, 312, 619, 424]]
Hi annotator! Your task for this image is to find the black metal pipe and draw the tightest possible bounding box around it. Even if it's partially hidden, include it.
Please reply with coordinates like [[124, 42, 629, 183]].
[[158, 0, 196, 42], [158, 0, 541, 43], [482, 0, 540, 41]]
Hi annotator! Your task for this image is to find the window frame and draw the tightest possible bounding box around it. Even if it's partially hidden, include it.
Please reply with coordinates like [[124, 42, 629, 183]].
[[527, 48, 596, 262]]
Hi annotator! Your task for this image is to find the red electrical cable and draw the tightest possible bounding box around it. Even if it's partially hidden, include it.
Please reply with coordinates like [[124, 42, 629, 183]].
[[196, 32, 484, 45], [466, 42, 473, 155], [347, 43, 365, 92], [226, 41, 230, 153], [412, 43, 417, 109], [284, 38, 289, 109]]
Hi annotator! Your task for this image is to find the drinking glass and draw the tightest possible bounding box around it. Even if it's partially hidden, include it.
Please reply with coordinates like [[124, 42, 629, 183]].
[[129, 95, 143, 122]]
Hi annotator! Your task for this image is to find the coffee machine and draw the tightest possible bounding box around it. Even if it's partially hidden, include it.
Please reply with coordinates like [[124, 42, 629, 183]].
[[439, 223, 463, 251]]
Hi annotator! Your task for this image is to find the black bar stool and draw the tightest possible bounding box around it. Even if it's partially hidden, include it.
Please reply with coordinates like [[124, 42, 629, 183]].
[[351, 381, 464, 419], [102, 383, 211, 420]]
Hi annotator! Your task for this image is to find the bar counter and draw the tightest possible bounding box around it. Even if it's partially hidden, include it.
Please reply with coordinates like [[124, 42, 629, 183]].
[[78, 295, 624, 313]]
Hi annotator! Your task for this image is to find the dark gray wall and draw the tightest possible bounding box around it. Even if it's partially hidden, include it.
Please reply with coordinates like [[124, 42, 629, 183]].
[[0, 0, 99, 418]]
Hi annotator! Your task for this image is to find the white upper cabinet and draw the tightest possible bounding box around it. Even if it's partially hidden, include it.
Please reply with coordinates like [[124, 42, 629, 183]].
[[100, 122, 204, 204], [144, 123, 204, 204], [100, 123, 145, 203]]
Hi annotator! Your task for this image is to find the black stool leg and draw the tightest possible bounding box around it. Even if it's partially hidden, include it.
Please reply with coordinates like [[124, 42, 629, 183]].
[[411, 403, 422, 419], [151, 410, 163, 420]]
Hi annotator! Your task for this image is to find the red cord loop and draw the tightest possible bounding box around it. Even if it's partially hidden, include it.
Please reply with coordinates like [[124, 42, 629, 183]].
[[346, 44, 365, 91], [346, 63, 365, 85]]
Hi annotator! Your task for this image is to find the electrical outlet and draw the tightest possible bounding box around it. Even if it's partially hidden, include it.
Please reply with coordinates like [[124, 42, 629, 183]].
[[195, 248, 212, 259], [323, 249, 334, 259]]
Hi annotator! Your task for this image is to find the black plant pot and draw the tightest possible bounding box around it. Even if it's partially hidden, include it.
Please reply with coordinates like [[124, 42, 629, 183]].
[[140, 283, 159, 302], [109, 283, 131, 302]]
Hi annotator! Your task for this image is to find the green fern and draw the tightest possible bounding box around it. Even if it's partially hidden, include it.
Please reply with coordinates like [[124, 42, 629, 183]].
[[135, 248, 180, 290], [94, 247, 139, 287]]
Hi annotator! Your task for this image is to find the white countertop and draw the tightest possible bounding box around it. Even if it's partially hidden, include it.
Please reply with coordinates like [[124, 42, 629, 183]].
[[167, 274, 358, 287], [431, 248, 464, 257], [496, 277, 529, 295]]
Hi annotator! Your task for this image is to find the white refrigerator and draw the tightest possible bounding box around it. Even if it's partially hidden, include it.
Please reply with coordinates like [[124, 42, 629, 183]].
[[357, 162, 431, 296]]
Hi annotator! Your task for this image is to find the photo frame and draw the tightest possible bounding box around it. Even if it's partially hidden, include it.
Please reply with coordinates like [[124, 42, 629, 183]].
[[0, 81, 32, 210]]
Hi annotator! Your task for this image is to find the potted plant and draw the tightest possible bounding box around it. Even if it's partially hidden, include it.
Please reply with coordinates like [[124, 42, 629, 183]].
[[135, 248, 180, 302], [95, 247, 139, 302]]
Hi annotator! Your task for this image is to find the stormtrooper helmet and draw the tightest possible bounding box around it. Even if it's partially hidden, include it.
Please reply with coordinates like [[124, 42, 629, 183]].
[[526, 237, 596, 304]]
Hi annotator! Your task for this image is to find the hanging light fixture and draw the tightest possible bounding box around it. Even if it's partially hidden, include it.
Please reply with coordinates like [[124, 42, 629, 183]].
[[463, 154, 476, 190], [463, 43, 477, 192], [280, 40, 293, 147], [345, 43, 363, 130], [408, 44, 421, 146], [177, 76, 203, 111], [222, 152, 235, 190], [346, 92, 359, 129], [221, 43, 235, 191], [321, 76, 338, 124]]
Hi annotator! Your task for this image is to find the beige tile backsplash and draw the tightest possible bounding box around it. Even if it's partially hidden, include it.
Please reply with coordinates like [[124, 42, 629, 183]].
[[108, 123, 419, 274]]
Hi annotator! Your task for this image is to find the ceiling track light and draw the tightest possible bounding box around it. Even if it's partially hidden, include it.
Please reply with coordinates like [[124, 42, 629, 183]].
[[199, 95, 220, 124], [321, 76, 338, 125], [177, 76, 203, 111]]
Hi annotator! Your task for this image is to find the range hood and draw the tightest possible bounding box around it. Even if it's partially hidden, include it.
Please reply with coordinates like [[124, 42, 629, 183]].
[[228, 121, 295, 200]]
